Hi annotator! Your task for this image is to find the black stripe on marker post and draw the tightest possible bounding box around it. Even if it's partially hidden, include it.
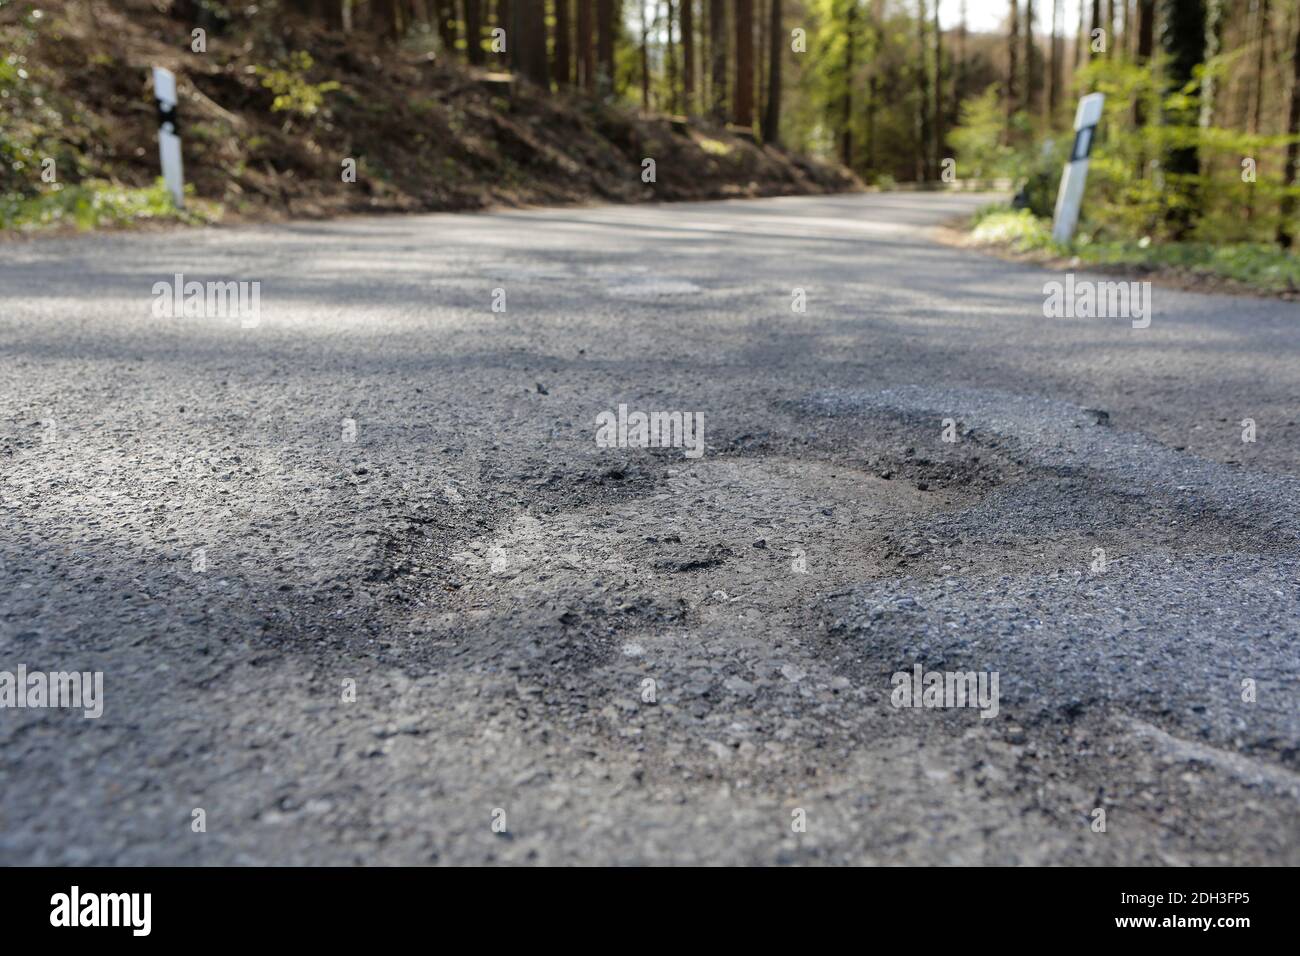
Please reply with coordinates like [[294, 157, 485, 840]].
[[156, 102, 179, 136], [1071, 124, 1096, 162]]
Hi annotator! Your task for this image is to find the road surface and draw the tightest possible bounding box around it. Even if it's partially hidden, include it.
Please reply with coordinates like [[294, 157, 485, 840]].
[[1, 192, 1297, 864]]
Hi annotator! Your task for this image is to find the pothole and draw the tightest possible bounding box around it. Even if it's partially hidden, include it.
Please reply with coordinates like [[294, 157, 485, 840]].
[[434, 455, 957, 638]]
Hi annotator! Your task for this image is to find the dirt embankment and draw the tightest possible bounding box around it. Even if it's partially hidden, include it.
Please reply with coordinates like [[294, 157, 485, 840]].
[[6, 0, 860, 225]]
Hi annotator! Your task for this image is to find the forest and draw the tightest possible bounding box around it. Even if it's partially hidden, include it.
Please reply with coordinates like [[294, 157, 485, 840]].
[[243, 2, 1300, 246], [4, 0, 1300, 270]]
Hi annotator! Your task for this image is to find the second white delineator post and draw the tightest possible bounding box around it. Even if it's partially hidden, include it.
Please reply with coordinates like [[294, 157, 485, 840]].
[[1051, 92, 1105, 245], [152, 67, 185, 208]]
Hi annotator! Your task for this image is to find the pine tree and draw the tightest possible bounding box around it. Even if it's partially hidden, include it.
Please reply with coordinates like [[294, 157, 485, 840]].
[[764, 0, 783, 143], [1279, 5, 1300, 246], [735, 0, 756, 127], [710, 0, 728, 120], [1160, 0, 1206, 239]]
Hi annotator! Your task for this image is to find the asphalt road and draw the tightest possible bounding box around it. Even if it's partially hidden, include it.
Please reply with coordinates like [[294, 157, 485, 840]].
[[1, 192, 1297, 864]]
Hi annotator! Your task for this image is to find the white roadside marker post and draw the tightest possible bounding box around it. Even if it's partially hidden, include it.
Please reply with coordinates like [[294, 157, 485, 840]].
[[1051, 92, 1105, 245], [152, 67, 185, 208]]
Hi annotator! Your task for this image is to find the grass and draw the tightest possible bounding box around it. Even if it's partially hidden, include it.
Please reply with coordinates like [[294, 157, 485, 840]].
[[696, 136, 733, 157], [969, 206, 1300, 295], [0, 179, 220, 233]]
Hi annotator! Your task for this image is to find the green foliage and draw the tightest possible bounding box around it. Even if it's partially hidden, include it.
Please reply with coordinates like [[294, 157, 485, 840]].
[[697, 137, 732, 157], [970, 206, 1300, 294], [254, 52, 340, 118], [970, 207, 1055, 251], [947, 87, 1014, 181], [1072, 56, 1298, 245], [0, 179, 218, 232], [958, 55, 1300, 256], [1, 17, 77, 202]]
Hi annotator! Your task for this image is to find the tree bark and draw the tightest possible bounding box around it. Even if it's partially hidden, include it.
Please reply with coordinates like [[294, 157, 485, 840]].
[[734, 0, 754, 127], [434, 0, 458, 57], [710, 0, 727, 120], [1159, 0, 1206, 239], [321, 0, 346, 30], [1023, 0, 1034, 115], [640, 1, 651, 109], [596, 0, 615, 94], [515, 0, 549, 87], [1007, 0, 1019, 138], [465, 0, 485, 64], [577, 0, 594, 87], [1278, 5, 1300, 246], [668, 1, 681, 113], [1136, 0, 1153, 60], [682, 0, 696, 113], [1199, 0, 1223, 130], [555, 0, 573, 85], [497, 0, 513, 67], [933, 0, 943, 173], [1250, 0, 1270, 134], [842, 0, 856, 167], [915, 0, 928, 178], [763, 0, 782, 144], [1048, 0, 1060, 120], [374, 0, 404, 40], [957, 0, 967, 128]]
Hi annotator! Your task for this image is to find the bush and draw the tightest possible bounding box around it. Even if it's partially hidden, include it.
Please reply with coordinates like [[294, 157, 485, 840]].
[[968, 204, 1300, 294], [0, 179, 218, 232], [253, 52, 341, 119]]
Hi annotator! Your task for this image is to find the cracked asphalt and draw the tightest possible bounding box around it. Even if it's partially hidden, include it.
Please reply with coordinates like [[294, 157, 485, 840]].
[[1, 192, 1297, 864]]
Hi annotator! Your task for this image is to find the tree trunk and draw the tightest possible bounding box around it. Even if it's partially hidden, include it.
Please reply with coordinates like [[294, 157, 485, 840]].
[[1160, 0, 1206, 239], [516, 0, 549, 87], [733, 0, 754, 126], [710, 0, 728, 120], [915, 0, 928, 178], [577, 0, 594, 87], [497, 0, 513, 67], [596, 0, 615, 93], [1075, 0, 1085, 76], [1250, 0, 1270, 134], [323, 0, 346, 30], [951, 0, 961, 145], [1007, 0, 1019, 138], [1278, 5, 1300, 246], [640, 1, 651, 109], [1047, 0, 1059, 120], [668, 1, 680, 113], [554, 0, 573, 85], [371, 0, 403, 39], [842, 0, 856, 167], [1023, 0, 1034, 116], [957, 0, 967, 129], [682, 0, 696, 113], [410, 0, 430, 30], [933, 0, 943, 172], [865, 0, 882, 172], [466, 0, 485, 64], [763, 0, 782, 144], [1199, 0, 1223, 130], [434, 0, 458, 57], [1136, 0, 1153, 60]]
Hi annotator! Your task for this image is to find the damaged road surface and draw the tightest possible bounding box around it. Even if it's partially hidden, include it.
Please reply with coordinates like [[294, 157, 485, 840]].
[[1, 193, 1297, 864]]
